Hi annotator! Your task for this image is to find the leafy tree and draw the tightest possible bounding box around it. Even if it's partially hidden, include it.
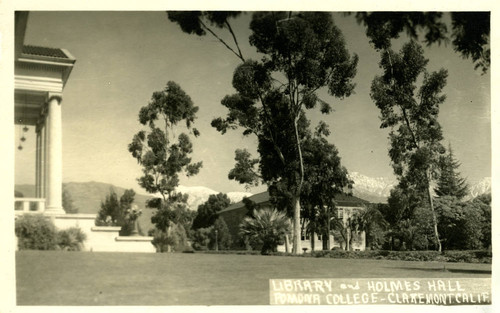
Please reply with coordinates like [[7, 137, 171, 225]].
[[434, 196, 484, 250], [331, 210, 359, 251], [351, 205, 389, 250], [192, 193, 231, 230], [472, 193, 491, 249], [190, 218, 232, 250], [228, 149, 261, 190], [353, 12, 490, 73], [118, 189, 137, 235], [242, 196, 259, 217], [62, 189, 78, 214], [128, 81, 202, 244], [129, 81, 202, 200], [172, 206, 197, 238], [211, 217, 232, 250], [370, 41, 448, 251], [410, 206, 435, 250], [95, 189, 121, 226], [150, 223, 189, 252], [385, 186, 423, 226], [149, 192, 188, 231], [300, 130, 352, 250], [95, 188, 138, 236], [435, 144, 469, 199], [191, 227, 213, 250], [392, 206, 435, 251], [170, 12, 358, 254], [383, 185, 427, 250], [239, 208, 291, 255]]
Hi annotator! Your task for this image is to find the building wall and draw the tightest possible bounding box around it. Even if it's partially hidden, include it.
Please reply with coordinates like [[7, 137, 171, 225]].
[[336, 206, 367, 251], [219, 200, 368, 252], [15, 212, 155, 253], [218, 206, 249, 249]]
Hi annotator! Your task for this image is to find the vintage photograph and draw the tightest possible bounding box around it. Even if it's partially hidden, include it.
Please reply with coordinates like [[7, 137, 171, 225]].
[[9, 9, 492, 307]]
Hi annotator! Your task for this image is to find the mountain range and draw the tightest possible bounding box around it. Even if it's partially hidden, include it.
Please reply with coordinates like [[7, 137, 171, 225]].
[[14, 182, 252, 233], [348, 172, 491, 202], [348, 172, 397, 203], [15, 174, 490, 232]]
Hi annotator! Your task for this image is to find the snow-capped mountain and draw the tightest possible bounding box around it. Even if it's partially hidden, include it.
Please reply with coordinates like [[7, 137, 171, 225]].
[[348, 172, 397, 203], [174, 185, 253, 211], [348, 172, 491, 203], [467, 177, 491, 199]]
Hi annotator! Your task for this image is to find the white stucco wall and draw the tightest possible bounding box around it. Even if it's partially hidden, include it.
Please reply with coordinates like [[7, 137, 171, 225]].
[[15, 213, 155, 253]]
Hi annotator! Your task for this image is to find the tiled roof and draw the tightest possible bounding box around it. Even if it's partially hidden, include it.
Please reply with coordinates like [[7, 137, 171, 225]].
[[334, 193, 370, 207], [219, 191, 369, 214], [219, 191, 270, 213], [22, 45, 69, 59]]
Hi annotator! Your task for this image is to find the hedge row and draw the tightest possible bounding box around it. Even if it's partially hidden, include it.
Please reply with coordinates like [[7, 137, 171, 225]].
[[274, 250, 492, 263], [202, 249, 491, 263], [15, 215, 87, 251]]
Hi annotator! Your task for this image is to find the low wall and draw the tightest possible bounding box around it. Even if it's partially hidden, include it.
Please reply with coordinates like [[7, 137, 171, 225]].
[[53, 213, 96, 231], [115, 236, 157, 253], [15, 212, 155, 253]]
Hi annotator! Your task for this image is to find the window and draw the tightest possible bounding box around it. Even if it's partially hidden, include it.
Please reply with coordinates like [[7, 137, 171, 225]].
[[338, 208, 344, 219]]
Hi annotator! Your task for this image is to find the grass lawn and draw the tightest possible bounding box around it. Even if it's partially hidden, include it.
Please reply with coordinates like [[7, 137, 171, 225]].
[[16, 250, 491, 305]]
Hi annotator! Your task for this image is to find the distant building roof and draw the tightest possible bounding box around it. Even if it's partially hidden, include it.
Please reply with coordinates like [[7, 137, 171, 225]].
[[219, 191, 270, 214], [218, 190, 369, 214], [334, 193, 370, 207], [23, 45, 70, 59]]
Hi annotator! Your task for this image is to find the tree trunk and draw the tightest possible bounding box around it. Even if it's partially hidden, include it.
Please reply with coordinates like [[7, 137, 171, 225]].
[[292, 196, 302, 254], [291, 115, 304, 255], [425, 170, 442, 252], [346, 227, 350, 251], [326, 206, 331, 250], [323, 208, 330, 250], [285, 233, 290, 253], [311, 231, 315, 251], [322, 231, 329, 250], [167, 223, 172, 252]]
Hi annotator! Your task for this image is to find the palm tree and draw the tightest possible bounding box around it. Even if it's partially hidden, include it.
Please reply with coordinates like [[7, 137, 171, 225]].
[[351, 206, 389, 250], [239, 208, 291, 255]]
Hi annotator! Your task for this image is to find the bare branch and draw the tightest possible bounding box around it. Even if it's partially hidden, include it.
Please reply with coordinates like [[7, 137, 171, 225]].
[[199, 19, 245, 62], [225, 20, 244, 61]]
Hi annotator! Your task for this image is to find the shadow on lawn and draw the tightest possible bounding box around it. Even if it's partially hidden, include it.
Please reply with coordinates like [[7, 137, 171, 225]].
[[390, 267, 491, 275]]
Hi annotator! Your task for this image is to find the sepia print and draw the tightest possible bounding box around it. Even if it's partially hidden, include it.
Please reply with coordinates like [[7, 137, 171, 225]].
[[7, 6, 493, 311]]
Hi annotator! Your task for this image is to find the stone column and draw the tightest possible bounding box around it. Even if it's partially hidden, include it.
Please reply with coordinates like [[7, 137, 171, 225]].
[[42, 115, 47, 199], [45, 93, 65, 214], [35, 126, 41, 198]]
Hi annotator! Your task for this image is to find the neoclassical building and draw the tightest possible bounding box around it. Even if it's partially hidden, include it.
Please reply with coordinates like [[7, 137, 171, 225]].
[[15, 12, 76, 215], [14, 12, 154, 253], [218, 191, 369, 252]]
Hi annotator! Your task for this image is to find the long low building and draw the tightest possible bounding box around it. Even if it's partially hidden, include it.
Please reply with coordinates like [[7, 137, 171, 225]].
[[217, 191, 370, 252]]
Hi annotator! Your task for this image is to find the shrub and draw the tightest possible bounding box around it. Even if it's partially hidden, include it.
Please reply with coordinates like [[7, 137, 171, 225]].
[[151, 223, 189, 252], [239, 208, 291, 255], [15, 215, 57, 250], [442, 250, 491, 263], [211, 218, 232, 250], [304, 249, 490, 264], [57, 227, 87, 251], [95, 188, 137, 236], [191, 227, 212, 251]]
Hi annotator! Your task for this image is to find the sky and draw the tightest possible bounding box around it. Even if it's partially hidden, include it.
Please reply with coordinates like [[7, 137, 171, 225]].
[[14, 11, 491, 195]]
